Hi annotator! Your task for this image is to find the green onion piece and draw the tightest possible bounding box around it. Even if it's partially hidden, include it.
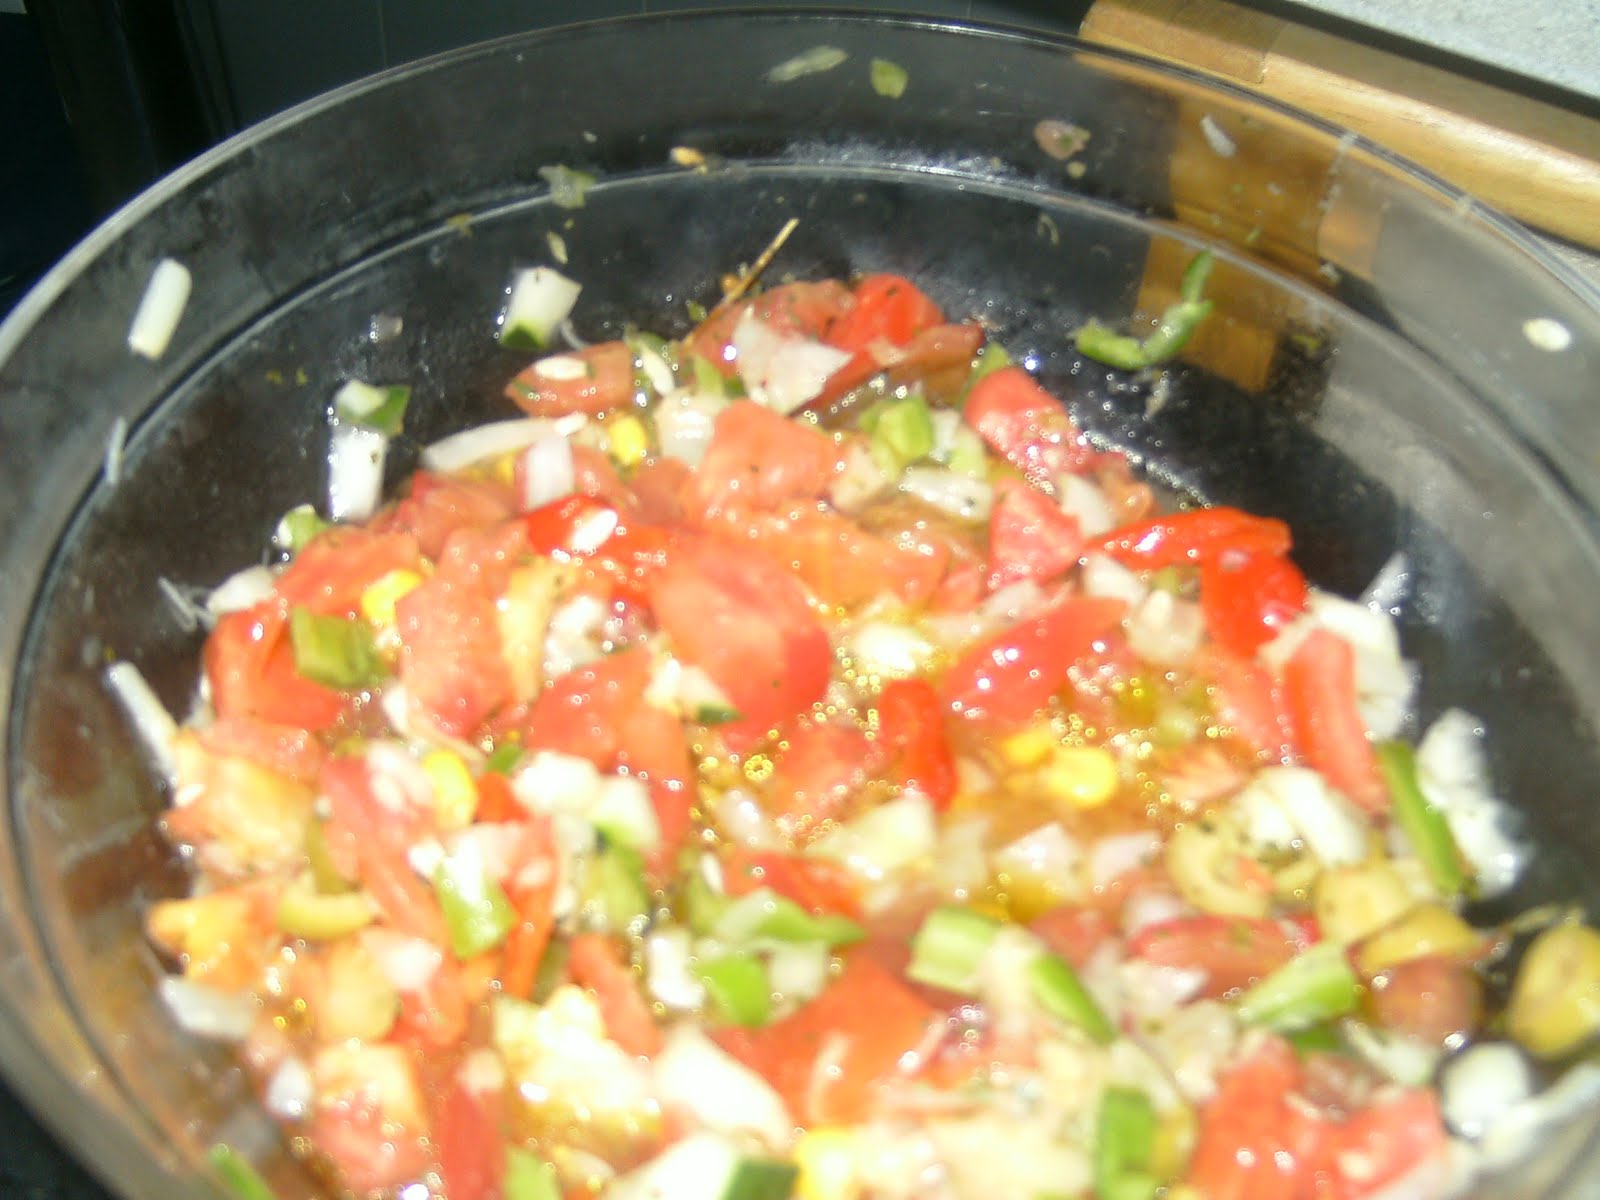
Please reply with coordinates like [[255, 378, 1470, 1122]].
[[1179, 248, 1215, 304], [506, 1148, 561, 1200], [1376, 740, 1466, 897], [1285, 1022, 1345, 1056], [767, 45, 848, 84], [700, 954, 773, 1026], [532, 938, 570, 1004], [1075, 320, 1150, 371], [872, 393, 936, 466], [1236, 940, 1360, 1032], [1095, 1087, 1158, 1200], [943, 424, 990, 479], [586, 843, 652, 935], [724, 1157, 799, 1200], [288, 607, 383, 689], [907, 906, 1000, 994], [1138, 298, 1213, 366], [1029, 952, 1117, 1044], [694, 703, 743, 726], [714, 888, 865, 948], [682, 862, 731, 936], [538, 164, 597, 210], [870, 58, 909, 99], [484, 742, 526, 775], [334, 380, 410, 437], [686, 299, 708, 323], [305, 817, 357, 894], [433, 852, 518, 958], [277, 879, 377, 940], [208, 1144, 274, 1200], [961, 341, 1012, 396], [690, 354, 735, 397], [274, 504, 329, 554]]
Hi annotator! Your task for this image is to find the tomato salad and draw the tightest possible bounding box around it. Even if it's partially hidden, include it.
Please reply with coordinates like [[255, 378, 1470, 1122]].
[[135, 266, 1600, 1200]]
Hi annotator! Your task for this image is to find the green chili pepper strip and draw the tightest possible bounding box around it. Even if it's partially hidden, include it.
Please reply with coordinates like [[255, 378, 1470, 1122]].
[[1074, 320, 1150, 371], [1029, 951, 1117, 1044], [907, 906, 1000, 993], [288, 607, 383, 690], [506, 1148, 561, 1200], [433, 853, 517, 958], [700, 954, 774, 1027], [1095, 1087, 1160, 1200], [1236, 940, 1360, 1032], [1138, 298, 1213, 366], [208, 1145, 275, 1200], [1377, 740, 1467, 897], [1179, 248, 1215, 303]]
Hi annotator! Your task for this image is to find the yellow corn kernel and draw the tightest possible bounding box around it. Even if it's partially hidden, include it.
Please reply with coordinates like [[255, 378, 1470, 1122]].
[[1314, 860, 1416, 945], [1000, 724, 1059, 767], [607, 414, 650, 468], [1356, 902, 1482, 976], [423, 749, 479, 831], [359, 568, 424, 627], [794, 1127, 860, 1200], [1041, 745, 1119, 808], [1506, 922, 1600, 1060]]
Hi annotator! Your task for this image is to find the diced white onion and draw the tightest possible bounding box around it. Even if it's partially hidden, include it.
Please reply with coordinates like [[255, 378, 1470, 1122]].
[[264, 1055, 315, 1120], [1117, 959, 1208, 1021], [1057, 473, 1116, 537], [458, 1047, 507, 1095], [592, 776, 661, 850], [1121, 889, 1187, 936], [636, 344, 676, 396], [1234, 766, 1367, 867], [829, 437, 894, 514], [500, 266, 581, 349], [421, 415, 581, 474], [327, 422, 386, 522], [1414, 709, 1527, 898], [711, 788, 784, 850], [543, 592, 609, 676], [645, 927, 706, 1011], [1361, 551, 1411, 615], [730, 311, 853, 414], [513, 750, 604, 817], [1126, 589, 1203, 666], [104, 661, 178, 784], [366, 741, 434, 813], [922, 579, 1047, 650], [653, 1027, 796, 1149], [206, 564, 275, 616], [934, 816, 991, 901], [898, 466, 994, 522], [519, 431, 576, 511], [844, 620, 937, 681], [1081, 553, 1148, 606], [1138, 998, 1239, 1103], [994, 822, 1083, 885], [654, 389, 729, 467], [159, 976, 256, 1041], [127, 257, 192, 360], [360, 930, 445, 992], [1089, 831, 1162, 888], [807, 793, 936, 882], [1342, 1020, 1441, 1088], [447, 822, 524, 882], [1265, 591, 1415, 739], [767, 942, 831, 1004]]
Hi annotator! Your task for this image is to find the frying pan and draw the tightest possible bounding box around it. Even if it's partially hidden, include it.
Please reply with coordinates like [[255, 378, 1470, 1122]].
[[2, 11, 1599, 1199]]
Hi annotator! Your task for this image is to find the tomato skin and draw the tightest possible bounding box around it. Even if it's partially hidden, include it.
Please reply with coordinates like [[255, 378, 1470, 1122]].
[[433, 1075, 505, 1200], [379, 473, 513, 560], [747, 504, 950, 611], [763, 719, 878, 825], [206, 603, 350, 732], [1100, 506, 1293, 569], [875, 678, 958, 808], [723, 850, 864, 919], [714, 954, 941, 1124], [684, 400, 837, 519], [826, 273, 944, 352], [1283, 628, 1387, 812], [566, 933, 662, 1057], [941, 595, 1127, 728], [506, 339, 635, 416], [647, 533, 832, 750], [964, 366, 1093, 490], [195, 714, 327, 784], [396, 568, 512, 739], [1129, 915, 1309, 997], [985, 477, 1086, 590], [1202, 552, 1309, 657]]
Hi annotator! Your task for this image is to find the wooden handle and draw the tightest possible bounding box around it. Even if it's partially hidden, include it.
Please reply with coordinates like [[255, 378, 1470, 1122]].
[[1081, 0, 1600, 249]]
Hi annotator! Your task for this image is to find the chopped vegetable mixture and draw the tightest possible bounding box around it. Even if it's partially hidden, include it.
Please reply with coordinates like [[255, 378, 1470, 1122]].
[[136, 261, 1600, 1200]]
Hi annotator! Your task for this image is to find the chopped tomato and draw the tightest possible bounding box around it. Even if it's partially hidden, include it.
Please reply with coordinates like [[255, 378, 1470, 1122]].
[[205, 603, 349, 732], [883, 322, 987, 397], [275, 527, 424, 616], [1029, 905, 1116, 969], [566, 933, 662, 1057], [964, 365, 1093, 491], [722, 850, 864, 919], [500, 815, 560, 999], [1322, 1089, 1448, 1200], [684, 280, 855, 373], [761, 719, 879, 825], [309, 1093, 431, 1197], [1202, 551, 1309, 657], [875, 678, 958, 808], [473, 771, 522, 823], [647, 532, 832, 749], [714, 954, 941, 1124], [380, 473, 513, 560], [941, 595, 1127, 728], [1365, 956, 1483, 1045], [585, 520, 678, 607], [627, 455, 691, 524], [1188, 1035, 1323, 1200], [506, 339, 635, 416], [396, 568, 512, 738], [1283, 628, 1387, 812], [392, 955, 471, 1050], [826, 273, 944, 352], [1196, 646, 1298, 763], [615, 702, 696, 864], [750, 504, 950, 611], [986, 476, 1086, 590], [195, 714, 326, 785], [1100, 506, 1293, 569], [1129, 915, 1309, 997], [683, 400, 837, 519], [433, 1074, 504, 1200], [524, 646, 653, 767]]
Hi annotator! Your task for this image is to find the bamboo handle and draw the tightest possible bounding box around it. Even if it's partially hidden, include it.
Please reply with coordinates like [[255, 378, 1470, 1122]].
[[1080, 0, 1600, 249]]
